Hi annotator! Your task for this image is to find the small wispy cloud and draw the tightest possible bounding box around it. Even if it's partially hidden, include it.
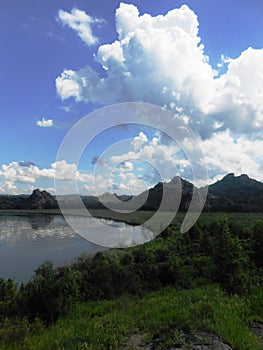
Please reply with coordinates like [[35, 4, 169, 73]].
[[36, 118, 53, 127], [120, 161, 133, 171], [57, 8, 104, 46], [18, 160, 36, 167], [60, 105, 73, 113], [91, 156, 108, 167], [46, 31, 64, 43]]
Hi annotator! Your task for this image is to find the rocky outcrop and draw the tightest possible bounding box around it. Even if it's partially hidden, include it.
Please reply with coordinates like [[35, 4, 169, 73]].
[[24, 189, 58, 210], [208, 173, 263, 211], [251, 322, 263, 346], [123, 332, 232, 349], [0, 189, 58, 210]]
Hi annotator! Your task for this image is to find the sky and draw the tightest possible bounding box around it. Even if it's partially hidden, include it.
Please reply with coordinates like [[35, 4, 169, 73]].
[[1, 0, 263, 195]]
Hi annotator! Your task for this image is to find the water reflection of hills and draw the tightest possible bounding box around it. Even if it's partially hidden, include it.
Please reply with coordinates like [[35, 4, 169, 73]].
[[0, 214, 155, 247], [30, 215, 53, 230], [0, 215, 76, 242]]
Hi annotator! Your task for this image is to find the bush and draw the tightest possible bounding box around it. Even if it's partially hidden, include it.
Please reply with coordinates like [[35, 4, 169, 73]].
[[251, 220, 263, 267], [19, 261, 79, 323], [0, 278, 18, 320]]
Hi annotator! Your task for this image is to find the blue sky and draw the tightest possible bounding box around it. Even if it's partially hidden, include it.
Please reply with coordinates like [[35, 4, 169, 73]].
[[1, 0, 263, 194]]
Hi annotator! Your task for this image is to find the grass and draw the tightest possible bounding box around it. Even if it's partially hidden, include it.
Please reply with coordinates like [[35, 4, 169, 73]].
[[0, 285, 262, 350], [80, 210, 263, 231]]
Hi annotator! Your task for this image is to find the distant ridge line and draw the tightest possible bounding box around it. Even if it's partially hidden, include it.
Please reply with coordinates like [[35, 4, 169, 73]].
[[0, 173, 263, 212]]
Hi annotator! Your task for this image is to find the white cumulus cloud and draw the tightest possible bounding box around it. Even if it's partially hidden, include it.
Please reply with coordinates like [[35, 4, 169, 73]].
[[55, 3, 263, 138], [57, 8, 103, 46], [36, 118, 53, 127], [199, 131, 263, 184], [0, 160, 112, 195], [56, 3, 215, 111], [132, 132, 148, 151], [110, 132, 190, 183]]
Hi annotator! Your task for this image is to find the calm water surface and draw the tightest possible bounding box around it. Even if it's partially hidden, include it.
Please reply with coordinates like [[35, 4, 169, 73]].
[[0, 214, 152, 282]]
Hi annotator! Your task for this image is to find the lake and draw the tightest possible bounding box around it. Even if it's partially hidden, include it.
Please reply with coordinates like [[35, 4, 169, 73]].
[[0, 213, 153, 282]]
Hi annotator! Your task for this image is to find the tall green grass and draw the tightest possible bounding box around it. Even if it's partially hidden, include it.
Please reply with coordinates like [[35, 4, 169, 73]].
[[1, 285, 261, 350]]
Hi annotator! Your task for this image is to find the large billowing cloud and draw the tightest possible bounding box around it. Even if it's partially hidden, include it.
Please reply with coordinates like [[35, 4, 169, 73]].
[[48, 3, 263, 190], [56, 3, 263, 137], [205, 48, 263, 134], [56, 4, 214, 112]]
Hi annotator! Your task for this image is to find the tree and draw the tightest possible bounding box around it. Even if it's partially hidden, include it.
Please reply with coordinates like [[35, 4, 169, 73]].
[[0, 279, 18, 320], [251, 220, 263, 268], [210, 216, 249, 294], [19, 261, 79, 323]]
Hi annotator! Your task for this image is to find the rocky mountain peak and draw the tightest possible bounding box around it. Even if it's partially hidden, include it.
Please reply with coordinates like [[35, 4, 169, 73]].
[[26, 189, 57, 210]]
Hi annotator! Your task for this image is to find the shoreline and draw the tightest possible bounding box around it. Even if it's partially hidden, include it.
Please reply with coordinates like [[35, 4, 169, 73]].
[[1, 210, 263, 230], [0, 209, 156, 226]]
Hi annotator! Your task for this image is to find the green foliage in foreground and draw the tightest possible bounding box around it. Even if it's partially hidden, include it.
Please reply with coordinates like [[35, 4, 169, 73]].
[[0, 214, 262, 348], [0, 285, 262, 350]]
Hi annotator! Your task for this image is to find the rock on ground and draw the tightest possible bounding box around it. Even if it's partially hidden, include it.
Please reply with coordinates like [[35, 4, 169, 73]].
[[123, 332, 232, 350]]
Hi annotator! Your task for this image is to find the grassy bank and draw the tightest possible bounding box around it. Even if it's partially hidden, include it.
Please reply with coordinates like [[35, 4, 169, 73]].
[[0, 285, 262, 350]]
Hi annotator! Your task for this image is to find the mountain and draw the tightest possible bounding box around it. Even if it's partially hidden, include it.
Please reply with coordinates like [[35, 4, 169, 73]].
[[136, 176, 195, 211], [25, 189, 58, 210], [0, 173, 263, 212], [58, 173, 263, 212], [0, 189, 58, 210], [115, 173, 263, 212], [208, 173, 263, 211]]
